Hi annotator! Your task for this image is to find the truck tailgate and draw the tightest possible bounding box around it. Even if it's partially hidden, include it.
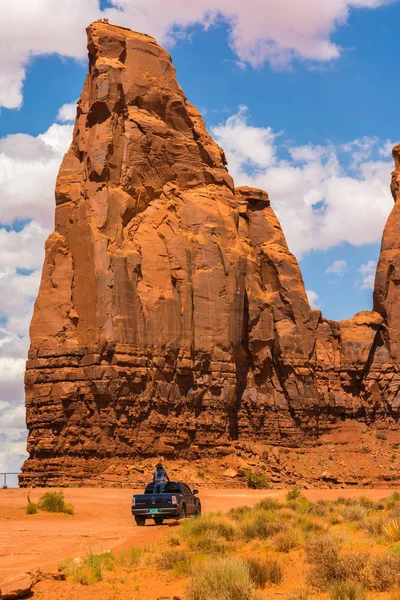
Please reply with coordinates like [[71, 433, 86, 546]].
[[133, 493, 177, 509]]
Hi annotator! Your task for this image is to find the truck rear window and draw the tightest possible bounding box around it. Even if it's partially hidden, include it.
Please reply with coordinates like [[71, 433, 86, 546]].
[[144, 482, 181, 494]]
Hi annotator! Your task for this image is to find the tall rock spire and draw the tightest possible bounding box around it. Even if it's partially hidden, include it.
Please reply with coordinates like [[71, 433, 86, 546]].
[[20, 22, 400, 486]]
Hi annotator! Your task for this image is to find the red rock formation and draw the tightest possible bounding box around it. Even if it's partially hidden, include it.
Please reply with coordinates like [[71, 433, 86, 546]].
[[19, 22, 400, 485]]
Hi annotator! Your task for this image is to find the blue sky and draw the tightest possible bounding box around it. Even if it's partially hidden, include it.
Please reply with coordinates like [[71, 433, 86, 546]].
[[0, 0, 399, 475]]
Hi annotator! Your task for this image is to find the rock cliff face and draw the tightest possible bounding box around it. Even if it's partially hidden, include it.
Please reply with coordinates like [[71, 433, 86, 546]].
[[20, 22, 400, 485]]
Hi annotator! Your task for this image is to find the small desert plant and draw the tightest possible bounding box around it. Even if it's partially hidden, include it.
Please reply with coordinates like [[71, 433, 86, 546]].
[[157, 548, 188, 570], [186, 558, 257, 600], [362, 514, 385, 537], [383, 518, 400, 542], [255, 497, 281, 511], [26, 501, 38, 514], [367, 554, 400, 591], [385, 492, 400, 509], [188, 531, 228, 555], [245, 469, 269, 489], [118, 545, 143, 569], [286, 486, 303, 501], [38, 490, 73, 514], [376, 432, 387, 440], [239, 510, 283, 541], [328, 581, 366, 600], [245, 557, 269, 589], [59, 550, 112, 585], [272, 529, 298, 553], [340, 505, 367, 522], [166, 533, 181, 546], [182, 513, 236, 541], [299, 515, 328, 533], [306, 534, 344, 590], [263, 557, 284, 584], [286, 497, 311, 514], [228, 505, 252, 520]]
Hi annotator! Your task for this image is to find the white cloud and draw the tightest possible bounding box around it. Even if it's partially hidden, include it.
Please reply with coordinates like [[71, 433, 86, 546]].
[[358, 260, 377, 290], [57, 101, 78, 123], [211, 107, 395, 258], [0, 0, 395, 109], [0, 123, 73, 227], [306, 289, 321, 309], [325, 259, 348, 276], [0, 114, 73, 475]]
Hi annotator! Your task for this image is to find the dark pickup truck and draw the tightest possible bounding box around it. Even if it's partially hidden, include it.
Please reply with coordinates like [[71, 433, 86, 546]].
[[131, 481, 201, 526]]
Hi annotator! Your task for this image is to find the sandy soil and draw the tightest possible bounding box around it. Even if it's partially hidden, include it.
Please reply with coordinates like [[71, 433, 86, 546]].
[[1, 486, 399, 586]]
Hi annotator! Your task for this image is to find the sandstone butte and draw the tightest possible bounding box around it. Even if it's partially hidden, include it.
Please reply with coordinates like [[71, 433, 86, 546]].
[[19, 22, 400, 486]]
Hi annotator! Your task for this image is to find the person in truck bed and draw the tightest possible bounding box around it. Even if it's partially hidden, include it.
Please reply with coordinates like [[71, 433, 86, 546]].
[[153, 462, 170, 493]]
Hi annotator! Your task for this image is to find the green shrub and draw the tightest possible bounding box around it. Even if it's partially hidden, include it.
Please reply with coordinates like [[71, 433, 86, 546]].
[[299, 516, 328, 533], [245, 557, 269, 589], [157, 548, 188, 571], [286, 497, 311, 514], [362, 514, 385, 537], [263, 557, 283, 584], [272, 529, 298, 553], [59, 551, 112, 585], [188, 531, 228, 555], [255, 497, 281, 511], [38, 491, 73, 514], [182, 514, 236, 541], [328, 581, 366, 600], [118, 545, 143, 569], [385, 492, 400, 509], [166, 533, 181, 546], [306, 534, 344, 590], [239, 510, 283, 541], [286, 486, 303, 501], [245, 470, 269, 489], [367, 554, 400, 591], [340, 505, 367, 522], [26, 502, 38, 514], [245, 556, 283, 587], [376, 432, 387, 440], [186, 558, 257, 600], [228, 505, 252, 521]]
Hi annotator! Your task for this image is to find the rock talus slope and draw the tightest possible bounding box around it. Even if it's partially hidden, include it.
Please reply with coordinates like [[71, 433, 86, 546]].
[[20, 23, 400, 485]]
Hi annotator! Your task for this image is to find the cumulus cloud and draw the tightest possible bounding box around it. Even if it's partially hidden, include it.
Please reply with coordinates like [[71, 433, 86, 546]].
[[307, 289, 321, 310], [0, 115, 73, 476], [325, 260, 349, 276], [211, 107, 395, 258], [57, 101, 78, 123], [358, 260, 377, 290], [0, 0, 395, 109], [0, 123, 73, 227]]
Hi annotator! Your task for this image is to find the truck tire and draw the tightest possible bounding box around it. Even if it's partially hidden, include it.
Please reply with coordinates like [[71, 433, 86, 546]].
[[194, 502, 202, 516], [135, 516, 146, 526], [179, 504, 187, 520], [154, 516, 164, 525]]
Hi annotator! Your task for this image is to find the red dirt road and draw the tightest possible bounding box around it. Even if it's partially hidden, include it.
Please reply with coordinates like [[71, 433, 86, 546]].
[[1, 487, 398, 583]]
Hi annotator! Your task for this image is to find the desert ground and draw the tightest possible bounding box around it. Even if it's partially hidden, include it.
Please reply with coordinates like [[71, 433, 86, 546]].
[[3, 487, 400, 599]]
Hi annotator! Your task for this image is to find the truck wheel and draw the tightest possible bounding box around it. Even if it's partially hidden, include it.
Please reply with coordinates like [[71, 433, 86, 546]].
[[179, 505, 187, 520], [195, 503, 202, 516], [135, 516, 146, 526], [154, 517, 164, 525]]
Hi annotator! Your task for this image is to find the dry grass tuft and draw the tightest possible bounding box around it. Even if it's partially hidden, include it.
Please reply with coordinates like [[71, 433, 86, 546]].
[[186, 558, 257, 600], [328, 581, 366, 600]]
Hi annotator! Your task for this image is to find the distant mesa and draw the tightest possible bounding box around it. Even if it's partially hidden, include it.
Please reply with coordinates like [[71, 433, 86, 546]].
[[20, 21, 400, 486]]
